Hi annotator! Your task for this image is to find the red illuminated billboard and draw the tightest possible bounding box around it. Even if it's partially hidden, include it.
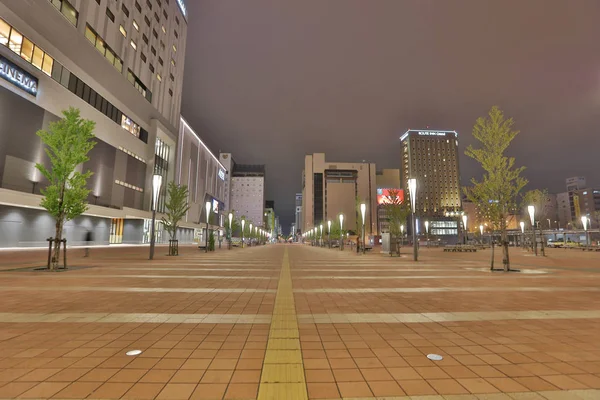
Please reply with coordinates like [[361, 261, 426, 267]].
[[377, 188, 404, 205]]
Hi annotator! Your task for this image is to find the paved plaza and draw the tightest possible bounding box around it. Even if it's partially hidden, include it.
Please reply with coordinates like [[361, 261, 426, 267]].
[[0, 244, 600, 399]]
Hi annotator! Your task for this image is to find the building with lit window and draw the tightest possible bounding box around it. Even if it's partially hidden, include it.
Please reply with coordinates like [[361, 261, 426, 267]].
[[0, 0, 188, 247], [302, 153, 377, 236], [400, 129, 462, 240], [229, 164, 265, 228], [176, 118, 228, 245]]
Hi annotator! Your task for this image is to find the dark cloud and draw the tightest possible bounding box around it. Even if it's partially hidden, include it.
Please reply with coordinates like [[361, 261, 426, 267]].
[[181, 0, 600, 231]]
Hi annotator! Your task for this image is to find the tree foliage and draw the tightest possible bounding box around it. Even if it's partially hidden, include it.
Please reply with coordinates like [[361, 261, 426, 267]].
[[464, 106, 528, 271], [36, 107, 96, 270], [161, 182, 190, 241], [382, 189, 410, 241]]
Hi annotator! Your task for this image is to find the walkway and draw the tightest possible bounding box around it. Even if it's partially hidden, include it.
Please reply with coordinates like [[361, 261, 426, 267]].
[[0, 244, 599, 399]]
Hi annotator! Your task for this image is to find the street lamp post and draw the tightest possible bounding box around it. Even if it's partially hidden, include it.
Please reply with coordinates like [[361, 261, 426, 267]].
[[400, 224, 405, 246], [327, 220, 331, 248], [149, 174, 163, 260], [520, 221, 525, 248], [360, 203, 366, 255], [241, 218, 245, 249], [339, 214, 344, 251], [320, 224, 323, 247], [408, 178, 418, 261], [479, 224, 484, 245], [249, 223, 253, 247], [582, 216, 589, 247], [228, 212, 233, 250], [528, 205, 537, 256], [462, 215, 468, 245], [205, 202, 211, 253]]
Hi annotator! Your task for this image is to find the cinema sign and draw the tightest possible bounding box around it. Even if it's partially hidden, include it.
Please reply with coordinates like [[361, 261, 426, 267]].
[[0, 55, 38, 96]]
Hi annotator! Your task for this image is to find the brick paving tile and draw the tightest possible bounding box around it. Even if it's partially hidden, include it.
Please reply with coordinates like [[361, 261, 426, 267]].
[[52, 381, 103, 398], [305, 369, 335, 383], [388, 366, 422, 380], [88, 382, 134, 399], [513, 376, 559, 391], [307, 382, 340, 399], [428, 378, 470, 395], [457, 377, 500, 394], [188, 384, 227, 399], [540, 374, 590, 389], [397, 378, 437, 395], [170, 370, 207, 383], [337, 381, 373, 397], [0, 382, 37, 397], [16, 381, 70, 398], [139, 369, 177, 383], [121, 383, 166, 399], [156, 383, 197, 399], [332, 368, 364, 382], [486, 377, 529, 392], [367, 380, 406, 396], [223, 383, 258, 399]]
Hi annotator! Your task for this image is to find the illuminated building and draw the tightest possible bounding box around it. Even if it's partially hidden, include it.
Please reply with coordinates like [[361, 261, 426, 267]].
[[0, 0, 188, 247]]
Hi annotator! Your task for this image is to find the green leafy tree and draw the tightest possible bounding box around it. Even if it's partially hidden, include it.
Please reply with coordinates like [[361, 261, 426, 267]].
[[464, 106, 528, 271], [161, 182, 190, 255], [208, 230, 215, 251], [383, 189, 411, 252], [35, 107, 96, 270]]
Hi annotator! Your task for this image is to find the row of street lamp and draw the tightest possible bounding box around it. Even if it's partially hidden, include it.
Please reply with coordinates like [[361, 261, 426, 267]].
[[148, 173, 271, 260]]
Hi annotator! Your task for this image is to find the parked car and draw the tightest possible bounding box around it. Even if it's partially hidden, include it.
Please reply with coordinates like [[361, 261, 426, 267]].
[[547, 238, 564, 248]]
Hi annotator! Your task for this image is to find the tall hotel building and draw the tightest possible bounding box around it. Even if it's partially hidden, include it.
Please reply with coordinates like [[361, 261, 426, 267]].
[[0, 0, 189, 247], [400, 129, 462, 237]]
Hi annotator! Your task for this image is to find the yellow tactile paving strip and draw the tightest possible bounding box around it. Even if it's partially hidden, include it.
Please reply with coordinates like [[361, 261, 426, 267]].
[[257, 248, 309, 400]]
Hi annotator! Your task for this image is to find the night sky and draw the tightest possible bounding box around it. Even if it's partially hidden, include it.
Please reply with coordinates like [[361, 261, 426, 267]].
[[181, 0, 600, 231]]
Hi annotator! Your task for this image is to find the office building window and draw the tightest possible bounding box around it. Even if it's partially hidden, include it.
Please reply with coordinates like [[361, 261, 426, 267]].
[[0, 18, 53, 77], [144, 15, 151, 27], [146, 0, 153, 10], [85, 24, 123, 72], [133, 20, 139, 30], [149, 63, 154, 72], [119, 25, 127, 37], [127, 69, 152, 102], [0, 19, 10, 45], [130, 39, 137, 50], [20, 37, 34, 62], [8, 28, 22, 53], [142, 34, 149, 45], [140, 52, 146, 62], [174, 30, 178, 39], [48, 0, 79, 26], [121, 4, 130, 17], [106, 8, 115, 22], [135, 1, 142, 12]]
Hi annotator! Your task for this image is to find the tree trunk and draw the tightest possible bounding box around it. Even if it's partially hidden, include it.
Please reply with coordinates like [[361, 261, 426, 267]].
[[490, 234, 495, 271], [51, 217, 63, 271], [501, 228, 510, 271]]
